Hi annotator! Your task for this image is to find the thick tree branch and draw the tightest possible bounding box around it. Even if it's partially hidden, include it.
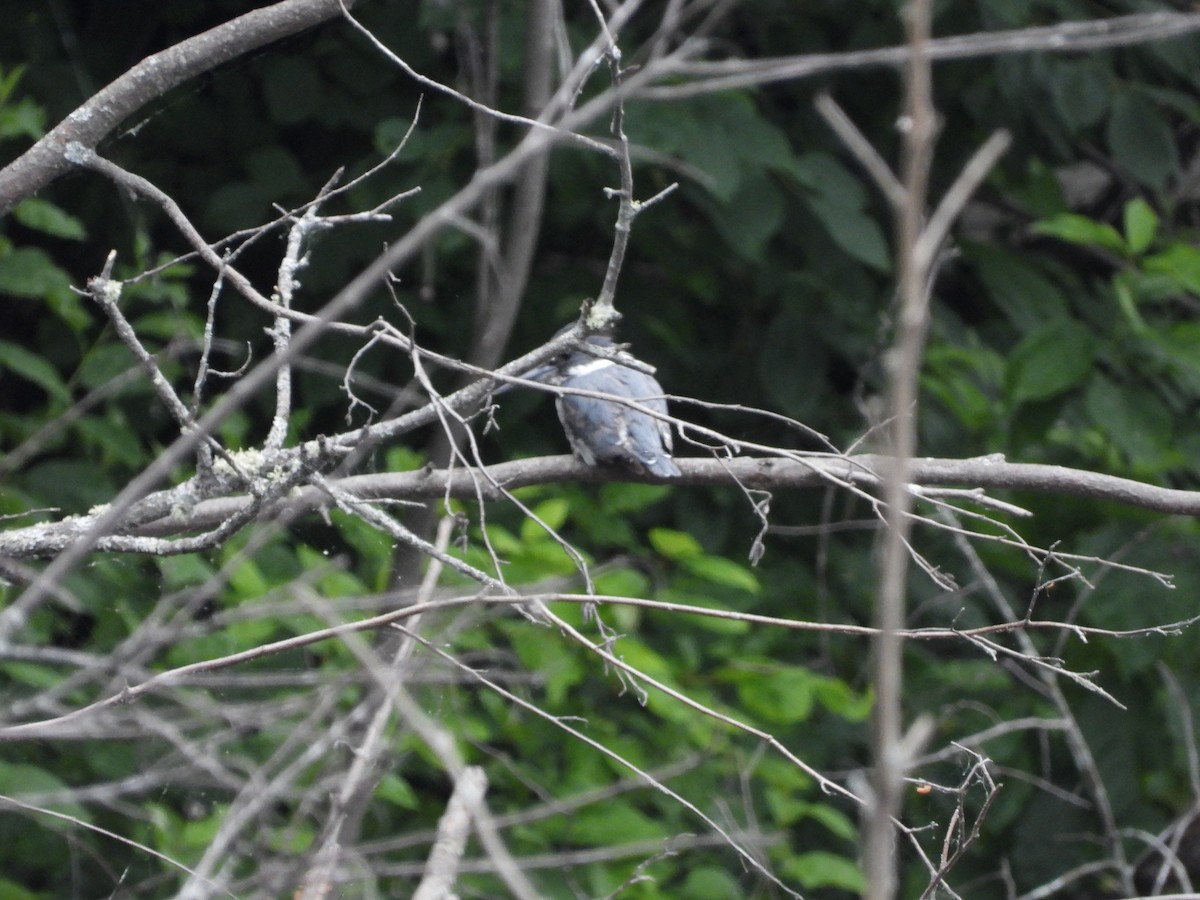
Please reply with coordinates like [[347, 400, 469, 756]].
[[867, 2, 935, 892], [411, 767, 489, 900], [0, 0, 358, 216], [4, 454, 1197, 562]]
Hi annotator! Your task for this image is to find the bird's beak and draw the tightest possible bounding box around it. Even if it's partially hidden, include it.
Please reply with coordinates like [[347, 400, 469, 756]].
[[493, 363, 555, 395]]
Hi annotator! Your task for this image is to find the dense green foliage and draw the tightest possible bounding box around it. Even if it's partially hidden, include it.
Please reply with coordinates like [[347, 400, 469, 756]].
[[3, 1, 1200, 897]]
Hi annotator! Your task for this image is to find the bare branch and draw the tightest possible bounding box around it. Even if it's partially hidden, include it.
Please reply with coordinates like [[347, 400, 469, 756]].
[[643, 12, 1200, 100], [411, 767, 489, 900], [0, 0, 358, 216], [816, 93, 906, 210], [0, 795, 237, 898], [867, 3, 938, 893], [6, 453, 1199, 564]]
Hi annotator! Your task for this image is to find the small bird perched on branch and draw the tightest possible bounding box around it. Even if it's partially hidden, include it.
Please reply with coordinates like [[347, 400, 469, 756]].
[[516, 326, 681, 478]]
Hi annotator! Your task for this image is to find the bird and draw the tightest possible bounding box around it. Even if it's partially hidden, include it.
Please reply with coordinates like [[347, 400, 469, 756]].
[[518, 327, 681, 478]]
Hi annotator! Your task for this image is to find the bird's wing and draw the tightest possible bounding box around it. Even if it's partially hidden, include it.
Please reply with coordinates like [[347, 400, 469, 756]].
[[621, 368, 673, 453], [613, 368, 674, 458], [557, 370, 629, 464]]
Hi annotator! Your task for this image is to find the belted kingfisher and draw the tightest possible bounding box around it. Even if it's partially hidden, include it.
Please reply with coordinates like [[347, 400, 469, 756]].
[[519, 328, 681, 478]]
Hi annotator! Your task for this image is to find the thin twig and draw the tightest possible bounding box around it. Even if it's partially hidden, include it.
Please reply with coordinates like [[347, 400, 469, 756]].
[[815, 93, 906, 210]]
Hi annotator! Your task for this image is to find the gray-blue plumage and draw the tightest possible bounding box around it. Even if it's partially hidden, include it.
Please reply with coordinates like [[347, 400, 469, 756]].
[[523, 334, 680, 478]]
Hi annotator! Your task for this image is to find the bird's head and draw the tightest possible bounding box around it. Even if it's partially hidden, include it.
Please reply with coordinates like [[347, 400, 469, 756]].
[[504, 324, 621, 389]]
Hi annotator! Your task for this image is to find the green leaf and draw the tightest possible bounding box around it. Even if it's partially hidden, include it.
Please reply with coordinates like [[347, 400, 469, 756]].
[[244, 145, 305, 199], [627, 92, 796, 203], [594, 567, 650, 599], [656, 587, 750, 633], [227, 557, 269, 602], [803, 191, 891, 270], [0, 247, 73, 299], [1122, 198, 1158, 255], [599, 482, 670, 514], [758, 305, 827, 419], [1113, 275, 1148, 335], [385, 445, 426, 471], [1084, 377, 1174, 473], [1, 661, 61, 689], [180, 810, 225, 849], [13, 198, 86, 240], [0, 64, 27, 104], [0, 338, 71, 402], [616, 638, 675, 684], [1154, 322, 1200, 385], [789, 151, 890, 271], [648, 527, 703, 560], [678, 866, 740, 899], [813, 677, 872, 721], [802, 803, 858, 842], [332, 509, 395, 591], [712, 93, 797, 175], [1008, 158, 1066, 218], [568, 802, 666, 845], [505, 536, 583, 580], [626, 98, 735, 199], [785, 151, 868, 210], [158, 554, 217, 590], [1032, 213, 1125, 255], [47, 290, 91, 333], [224, 613, 280, 650], [520, 497, 570, 543], [682, 555, 760, 595], [1144, 243, 1200, 295], [720, 663, 817, 724], [1048, 60, 1109, 132], [0, 876, 39, 900], [0, 762, 89, 822], [262, 56, 322, 126], [374, 116, 415, 156], [967, 244, 1069, 329], [0, 96, 46, 141], [74, 416, 145, 467], [709, 172, 785, 261], [511, 627, 585, 706], [25, 460, 114, 512], [376, 774, 419, 810], [298, 546, 368, 597], [1107, 88, 1179, 188], [78, 343, 138, 391], [1005, 320, 1096, 407], [783, 851, 866, 892], [923, 344, 1002, 430], [204, 179, 273, 232]]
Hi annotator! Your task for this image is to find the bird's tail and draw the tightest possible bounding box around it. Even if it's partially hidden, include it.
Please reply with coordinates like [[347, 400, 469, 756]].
[[645, 455, 682, 478]]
